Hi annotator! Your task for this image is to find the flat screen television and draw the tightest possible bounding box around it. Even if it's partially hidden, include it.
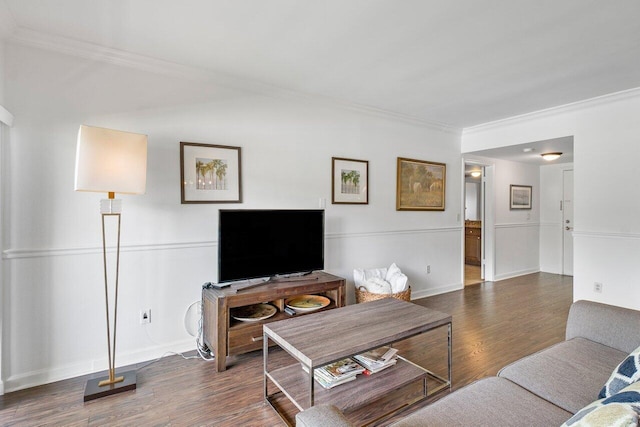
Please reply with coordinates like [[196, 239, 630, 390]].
[[218, 209, 325, 283]]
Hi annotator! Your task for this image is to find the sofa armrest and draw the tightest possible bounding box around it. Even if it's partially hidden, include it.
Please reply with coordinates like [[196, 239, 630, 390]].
[[566, 300, 640, 354], [295, 405, 353, 427]]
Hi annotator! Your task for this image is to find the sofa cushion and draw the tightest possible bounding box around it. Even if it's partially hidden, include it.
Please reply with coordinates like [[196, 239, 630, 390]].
[[296, 404, 352, 427], [566, 300, 640, 354], [498, 337, 626, 413], [391, 377, 571, 427], [562, 381, 640, 426], [599, 344, 640, 399]]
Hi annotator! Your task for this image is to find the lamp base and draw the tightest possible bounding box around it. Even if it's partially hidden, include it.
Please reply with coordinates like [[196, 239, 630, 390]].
[[83, 370, 136, 402]]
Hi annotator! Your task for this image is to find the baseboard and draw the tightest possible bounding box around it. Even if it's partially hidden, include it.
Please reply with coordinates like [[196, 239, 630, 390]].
[[493, 268, 540, 282], [0, 379, 4, 395], [3, 338, 196, 394], [411, 283, 463, 300]]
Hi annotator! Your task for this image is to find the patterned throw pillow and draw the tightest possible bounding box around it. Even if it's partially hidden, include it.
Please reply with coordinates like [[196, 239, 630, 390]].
[[562, 381, 640, 427], [599, 345, 640, 399]]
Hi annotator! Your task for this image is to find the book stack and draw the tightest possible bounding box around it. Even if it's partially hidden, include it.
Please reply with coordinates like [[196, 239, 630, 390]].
[[313, 358, 366, 389], [353, 347, 399, 375]]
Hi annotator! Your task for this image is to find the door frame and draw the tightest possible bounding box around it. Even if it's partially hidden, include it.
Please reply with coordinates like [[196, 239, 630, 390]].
[[562, 169, 574, 276], [461, 158, 494, 284], [0, 106, 13, 395]]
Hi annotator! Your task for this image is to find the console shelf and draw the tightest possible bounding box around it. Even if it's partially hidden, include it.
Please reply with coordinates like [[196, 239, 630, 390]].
[[202, 271, 346, 372]]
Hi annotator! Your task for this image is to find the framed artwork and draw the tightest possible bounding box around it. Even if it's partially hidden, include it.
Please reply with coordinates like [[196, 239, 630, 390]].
[[510, 184, 532, 210], [180, 142, 242, 204], [396, 157, 446, 211], [332, 157, 369, 204]]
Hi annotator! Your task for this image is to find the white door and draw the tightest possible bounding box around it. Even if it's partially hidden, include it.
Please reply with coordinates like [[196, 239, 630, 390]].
[[562, 170, 574, 276], [480, 170, 485, 280]]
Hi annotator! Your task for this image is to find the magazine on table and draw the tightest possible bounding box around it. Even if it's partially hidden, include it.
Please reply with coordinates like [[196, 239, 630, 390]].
[[308, 358, 366, 389], [314, 372, 357, 389], [353, 346, 399, 374], [318, 358, 365, 379]]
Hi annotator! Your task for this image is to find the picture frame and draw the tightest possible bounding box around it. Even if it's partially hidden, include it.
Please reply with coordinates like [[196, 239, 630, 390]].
[[180, 142, 242, 204], [396, 157, 446, 211], [510, 184, 532, 210], [332, 157, 369, 204]]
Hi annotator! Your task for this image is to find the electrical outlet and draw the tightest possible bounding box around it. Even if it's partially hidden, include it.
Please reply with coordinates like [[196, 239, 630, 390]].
[[140, 308, 151, 325], [426, 265, 431, 274], [593, 282, 603, 293]]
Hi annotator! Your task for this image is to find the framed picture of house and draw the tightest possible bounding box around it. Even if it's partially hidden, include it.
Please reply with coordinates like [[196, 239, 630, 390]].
[[510, 184, 532, 209], [396, 157, 446, 211], [180, 142, 242, 204], [332, 157, 368, 204]]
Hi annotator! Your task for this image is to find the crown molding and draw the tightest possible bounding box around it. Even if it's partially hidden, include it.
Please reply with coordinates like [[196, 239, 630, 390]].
[[9, 27, 460, 135], [10, 27, 217, 81], [463, 86, 640, 136], [0, 1, 16, 39]]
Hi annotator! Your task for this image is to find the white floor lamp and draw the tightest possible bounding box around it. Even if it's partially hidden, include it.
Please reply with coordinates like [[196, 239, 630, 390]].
[[74, 125, 147, 401]]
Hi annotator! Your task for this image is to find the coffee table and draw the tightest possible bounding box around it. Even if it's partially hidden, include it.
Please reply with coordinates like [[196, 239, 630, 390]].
[[263, 298, 452, 424]]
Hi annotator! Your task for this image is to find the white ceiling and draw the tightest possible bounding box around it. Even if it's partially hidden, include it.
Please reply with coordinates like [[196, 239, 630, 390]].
[[466, 136, 573, 171], [2, 0, 640, 132]]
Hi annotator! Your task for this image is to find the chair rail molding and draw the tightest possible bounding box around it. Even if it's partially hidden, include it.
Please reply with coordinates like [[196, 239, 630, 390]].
[[3, 226, 463, 260], [2, 241, 217, 260]]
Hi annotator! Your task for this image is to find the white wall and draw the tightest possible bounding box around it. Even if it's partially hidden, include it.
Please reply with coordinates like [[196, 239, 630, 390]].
[[493, 158, 540, 280], [463, 88, 640, 311], [1, 42, 464, 392]]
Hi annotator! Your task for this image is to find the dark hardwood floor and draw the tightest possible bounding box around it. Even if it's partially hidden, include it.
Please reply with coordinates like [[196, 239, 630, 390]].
[[0, 272, 573, 426]]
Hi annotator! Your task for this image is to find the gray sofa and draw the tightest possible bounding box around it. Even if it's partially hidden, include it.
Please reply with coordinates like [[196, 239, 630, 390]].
[[296, 300, 640, 426]]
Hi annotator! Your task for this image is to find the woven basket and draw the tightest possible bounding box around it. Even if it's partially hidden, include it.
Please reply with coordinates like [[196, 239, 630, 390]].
[[355, 286, 411, 303]]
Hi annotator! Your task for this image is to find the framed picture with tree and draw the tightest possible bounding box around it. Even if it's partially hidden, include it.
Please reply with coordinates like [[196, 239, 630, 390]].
[[180, 142, 242, 203], [396, 157, 446, 211], [510, 184, 532, 209], [332, 157, 369, 204]]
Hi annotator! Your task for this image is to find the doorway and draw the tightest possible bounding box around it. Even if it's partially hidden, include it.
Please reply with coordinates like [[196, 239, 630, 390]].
[[464, 163, 485, 286]]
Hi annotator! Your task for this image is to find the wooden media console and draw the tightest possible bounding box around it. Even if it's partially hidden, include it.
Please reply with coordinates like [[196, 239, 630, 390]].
[[202, 271, 346, 372]]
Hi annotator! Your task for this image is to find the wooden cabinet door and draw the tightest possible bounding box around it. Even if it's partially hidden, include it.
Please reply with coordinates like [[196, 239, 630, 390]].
[[465, 229, 481, 265]]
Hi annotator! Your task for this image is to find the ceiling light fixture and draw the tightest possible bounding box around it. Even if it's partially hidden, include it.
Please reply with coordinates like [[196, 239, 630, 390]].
[[541, 152, 562, 161], [470, 171, 481, 178]]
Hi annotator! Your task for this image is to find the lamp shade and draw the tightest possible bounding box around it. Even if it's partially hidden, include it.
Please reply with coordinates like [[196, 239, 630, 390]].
[[75, 125, 147, 195]]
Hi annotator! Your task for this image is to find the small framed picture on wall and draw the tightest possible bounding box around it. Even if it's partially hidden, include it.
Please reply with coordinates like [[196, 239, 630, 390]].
[[510, 184, 532, 209], [331, 157, 369, 204], [180, 142, 242, 204]]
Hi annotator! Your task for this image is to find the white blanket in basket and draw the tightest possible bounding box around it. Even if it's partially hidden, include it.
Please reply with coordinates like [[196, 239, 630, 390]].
[[353, 263, 408, 294]]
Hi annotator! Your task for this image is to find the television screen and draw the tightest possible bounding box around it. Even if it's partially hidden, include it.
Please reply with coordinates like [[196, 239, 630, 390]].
[[218, 209, 325, 283]]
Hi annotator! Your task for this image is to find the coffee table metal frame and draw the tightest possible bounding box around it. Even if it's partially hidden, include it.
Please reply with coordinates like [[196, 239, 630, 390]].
[[263, 299, 452, 425]]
